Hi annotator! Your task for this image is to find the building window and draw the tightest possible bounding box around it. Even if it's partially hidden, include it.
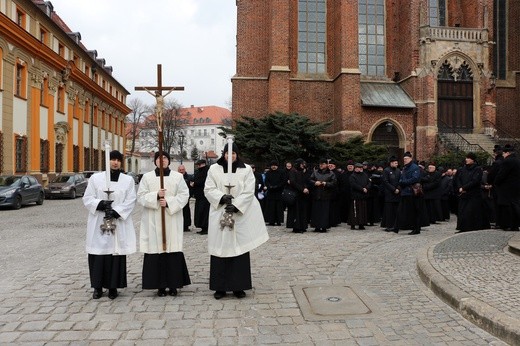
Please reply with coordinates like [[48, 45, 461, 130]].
[[358, 0, 386, 76], [84, 147, 90, 170], [57, 86, 65, 112], [493, 0, 507, 80], [55, 143, 64, 173], [211, 129, 215, 134], [15, 135, 27, 173], [204, 129, 207, 136], [16, 8, 26, 28], [428, 0, 446, 27], [15, 62, 27, 98], [298, 0, 326, 74], [40, 27, 49, 45], [58, 43, 65, 58], [40, 139, 50, 173], [73, 145, 80, 172]]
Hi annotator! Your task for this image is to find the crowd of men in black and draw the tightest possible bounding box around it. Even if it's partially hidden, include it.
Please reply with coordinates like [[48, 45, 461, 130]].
[[179, 144, 520, 236], [249, 144, 520, 235]]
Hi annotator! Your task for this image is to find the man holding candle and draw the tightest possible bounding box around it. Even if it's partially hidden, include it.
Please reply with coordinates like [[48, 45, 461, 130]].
[[82, 149, 137, 300], [204, 140, 269, 299], [137, 152, 191, 297]]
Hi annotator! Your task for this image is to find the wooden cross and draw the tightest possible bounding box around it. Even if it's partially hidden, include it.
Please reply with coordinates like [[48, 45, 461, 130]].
[[135, 64, 184, 251]]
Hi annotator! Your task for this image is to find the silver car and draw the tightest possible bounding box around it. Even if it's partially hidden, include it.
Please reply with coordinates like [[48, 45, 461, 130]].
[[45, 173, 88, 199]]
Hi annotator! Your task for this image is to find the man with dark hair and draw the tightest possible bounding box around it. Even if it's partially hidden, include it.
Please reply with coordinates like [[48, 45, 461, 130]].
[[83, 150, 137, 300], [494, 144, 520, 231], [137, 152, 191, 297], [191, 159, 211, 234], [395, 152, 429, 235], [264, 161, 285, 226], [204, 142, 269, 299]]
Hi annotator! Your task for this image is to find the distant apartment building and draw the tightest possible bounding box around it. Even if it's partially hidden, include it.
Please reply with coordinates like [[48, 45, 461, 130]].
[[0, 0, 130, 182], [126, 105, 231, 174]]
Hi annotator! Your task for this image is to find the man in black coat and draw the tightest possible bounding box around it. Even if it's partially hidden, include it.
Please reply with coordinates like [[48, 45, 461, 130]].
[[487, 145, 504, 228], [493, 144, 520, 231], [264, 161, 285, 226], [421, 162, 443, 224], [287, 158, 310, 233], [348, 163, 370, 230], [178, 164, 192, 232], [455, 153, 490, 232], [191, 159, 210, 234], [381, 156, 401, 232]]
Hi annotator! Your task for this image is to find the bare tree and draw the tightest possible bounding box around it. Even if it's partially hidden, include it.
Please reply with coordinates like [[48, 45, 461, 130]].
[[126, 98, 151, 155], [142, 99, 190, 157]]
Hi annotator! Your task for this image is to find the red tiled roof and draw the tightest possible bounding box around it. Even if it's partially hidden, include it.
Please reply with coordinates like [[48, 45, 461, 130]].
[[181, 106, 231, 125]]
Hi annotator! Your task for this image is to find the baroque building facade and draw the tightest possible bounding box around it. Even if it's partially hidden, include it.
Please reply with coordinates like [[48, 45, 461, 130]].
[[0, 0, 130, 183], [232, 0, 519, 160]]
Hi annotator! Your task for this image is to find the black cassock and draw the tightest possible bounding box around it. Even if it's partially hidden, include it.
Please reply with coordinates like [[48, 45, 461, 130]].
[[209, 253, 252, 292], [192, 165, 210, 231], [142, 253, 191, 289]]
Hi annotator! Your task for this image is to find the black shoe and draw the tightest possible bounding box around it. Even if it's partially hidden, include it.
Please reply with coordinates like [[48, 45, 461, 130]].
[[392, 229, 399, 234], [168, 288, 178, 296], [358, 226, 366, 230], [408, 230, 421, 235], [214, 291, 226, 300], [268, 223, 275, 226], [157, 288, 167, 297], [233, 290, 246, 299], [108, 289, 118, 300], [92, 288, 102, 299], [292, 229, 304, 233], [197, 230, 208, 235], [350, 225, 356, 230]]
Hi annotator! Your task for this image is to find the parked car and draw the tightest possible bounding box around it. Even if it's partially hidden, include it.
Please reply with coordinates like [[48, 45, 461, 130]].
[[82, 171, 100, 180], [45, 173, 88, 199], [126, 172, 140, 184], [0, 175, 45, 209]]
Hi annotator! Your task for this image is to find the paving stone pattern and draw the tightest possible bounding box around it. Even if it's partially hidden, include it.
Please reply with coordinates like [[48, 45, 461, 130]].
[[432, 231, 519, 319], [0, 198, 509, 345]]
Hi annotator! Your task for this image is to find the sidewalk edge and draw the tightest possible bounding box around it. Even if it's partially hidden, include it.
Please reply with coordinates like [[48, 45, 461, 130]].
[[417, 242, 520, 346]]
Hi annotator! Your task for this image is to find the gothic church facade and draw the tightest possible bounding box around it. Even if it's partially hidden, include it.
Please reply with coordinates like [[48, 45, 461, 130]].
[[232, 0, 519, 160]]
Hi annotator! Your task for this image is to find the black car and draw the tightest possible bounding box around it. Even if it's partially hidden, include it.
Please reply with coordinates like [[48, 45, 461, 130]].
[[0, 175, 45, 209], [45, 173, 88, 199]]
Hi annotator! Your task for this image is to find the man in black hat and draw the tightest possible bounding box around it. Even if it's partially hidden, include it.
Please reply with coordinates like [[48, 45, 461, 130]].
[[487, 144, 504, 228], [347, 163, 370, 230], [381, 156, 401, 232], [191, 159, 211, 234], [454, 152, 490, 232], [494, 144, 520, 231], [264, 160, 285, 226]]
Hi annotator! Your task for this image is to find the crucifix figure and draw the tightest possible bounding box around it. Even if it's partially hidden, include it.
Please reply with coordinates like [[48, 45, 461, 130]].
[[135, 64, 184, 251]]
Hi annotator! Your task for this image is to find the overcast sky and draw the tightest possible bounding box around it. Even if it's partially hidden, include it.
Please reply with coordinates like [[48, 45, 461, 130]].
[[49, 0, 237, 109]]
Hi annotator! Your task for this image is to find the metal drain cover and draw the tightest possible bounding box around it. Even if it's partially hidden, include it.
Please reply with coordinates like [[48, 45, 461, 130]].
[[292, 285, 372, 321]]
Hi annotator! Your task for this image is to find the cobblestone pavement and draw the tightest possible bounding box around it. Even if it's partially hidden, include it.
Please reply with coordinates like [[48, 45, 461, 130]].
[[0, 198, 511, 345]]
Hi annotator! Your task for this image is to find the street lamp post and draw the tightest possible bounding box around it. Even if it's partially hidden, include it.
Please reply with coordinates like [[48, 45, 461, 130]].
[[179, 131, 185, 164]]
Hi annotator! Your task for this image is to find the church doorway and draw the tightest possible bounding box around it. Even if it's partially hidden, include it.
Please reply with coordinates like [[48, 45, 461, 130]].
[[437, 60, 474, 132], [371, 121, 403, 161]]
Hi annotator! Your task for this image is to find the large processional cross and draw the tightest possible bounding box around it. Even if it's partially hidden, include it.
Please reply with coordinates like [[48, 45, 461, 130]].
[[135, 64, 184, 251]]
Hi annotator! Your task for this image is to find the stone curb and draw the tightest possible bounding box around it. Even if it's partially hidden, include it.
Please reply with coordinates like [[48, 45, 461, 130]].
[[417, 235, 520, 346], [508, 233, 520, 256]]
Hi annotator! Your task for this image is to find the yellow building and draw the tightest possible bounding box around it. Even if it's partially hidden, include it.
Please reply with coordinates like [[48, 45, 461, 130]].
[[0, 0, 130, 184]]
